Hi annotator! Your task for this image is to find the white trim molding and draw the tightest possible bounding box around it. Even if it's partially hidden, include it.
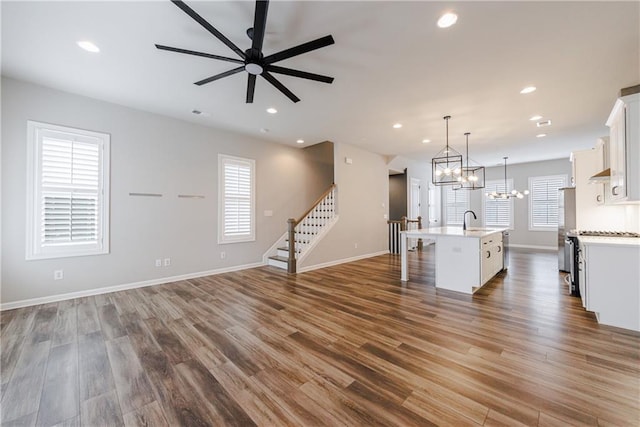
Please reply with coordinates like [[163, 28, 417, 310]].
[[0, 261, 264, 311]]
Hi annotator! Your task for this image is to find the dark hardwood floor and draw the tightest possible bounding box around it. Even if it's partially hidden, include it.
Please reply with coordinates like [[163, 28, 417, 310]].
[[1, 247, 639, 426]]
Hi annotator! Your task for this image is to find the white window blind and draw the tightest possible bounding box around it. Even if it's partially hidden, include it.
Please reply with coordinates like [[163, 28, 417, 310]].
[[444, 186, 469, 225], [529, 175, 567, 230], [483, 179, 513, 227], [26, 121, 110, 259], [218, 155, 255, 244]]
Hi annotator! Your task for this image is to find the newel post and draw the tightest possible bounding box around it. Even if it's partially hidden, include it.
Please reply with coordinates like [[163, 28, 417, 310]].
[[401, 216, 407, 231], [287, 218, 297, 274]]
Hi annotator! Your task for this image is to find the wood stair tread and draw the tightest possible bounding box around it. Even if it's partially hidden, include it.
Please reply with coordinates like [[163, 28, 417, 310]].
[[269, 255, 289, 262]]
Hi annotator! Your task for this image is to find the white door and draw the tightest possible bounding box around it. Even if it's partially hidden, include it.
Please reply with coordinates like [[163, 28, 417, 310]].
[[410, 178, 421, 221], [409, 179, 421, 249], [428, 183, 441, 226]]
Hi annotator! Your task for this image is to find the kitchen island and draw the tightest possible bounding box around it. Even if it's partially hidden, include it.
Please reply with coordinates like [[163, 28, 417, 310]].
[[401, 227, 506, 294]]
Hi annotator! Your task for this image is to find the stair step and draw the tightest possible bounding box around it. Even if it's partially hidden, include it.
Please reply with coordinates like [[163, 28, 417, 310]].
[[268, 255, 288, 270]]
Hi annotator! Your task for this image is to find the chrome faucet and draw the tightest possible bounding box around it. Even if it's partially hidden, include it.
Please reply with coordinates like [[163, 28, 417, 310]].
[[463, 210, 477, 231]]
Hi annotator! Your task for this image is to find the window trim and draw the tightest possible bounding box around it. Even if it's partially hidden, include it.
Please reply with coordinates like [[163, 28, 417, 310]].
[[482, 179, 514, 229], [218, 154, 256, 244], [528, 174, 567, 232], [26, 120, 110, 260]]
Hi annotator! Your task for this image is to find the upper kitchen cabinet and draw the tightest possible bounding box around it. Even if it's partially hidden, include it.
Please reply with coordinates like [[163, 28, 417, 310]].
[[606, 90, 639, 203]]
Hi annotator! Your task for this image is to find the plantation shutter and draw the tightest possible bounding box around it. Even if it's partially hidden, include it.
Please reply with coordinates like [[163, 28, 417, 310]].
[[529, 175, 567, 229], [41, 136, 101, 245], [484, 179, 512, 227], [219, 155, 255, 243], [444, 186, 469, 225]]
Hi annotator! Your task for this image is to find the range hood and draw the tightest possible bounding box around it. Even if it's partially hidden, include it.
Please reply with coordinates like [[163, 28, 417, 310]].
[[589, 167, 610, 183]]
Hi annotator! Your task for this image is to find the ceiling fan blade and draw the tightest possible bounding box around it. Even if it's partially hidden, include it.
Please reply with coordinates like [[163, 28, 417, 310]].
[[251, 0, 269, 53], [262, 72, 300, 103], [195, 66, 245, 86], [266, 65, 334, 84], [264, 35, 335, 64], [246, 74, 257, 103], [171, 0, 246, 59], [155, 44, 244, 64]]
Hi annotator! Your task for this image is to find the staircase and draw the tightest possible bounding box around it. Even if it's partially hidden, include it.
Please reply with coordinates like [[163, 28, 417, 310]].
[[267, 184, 338, 273]]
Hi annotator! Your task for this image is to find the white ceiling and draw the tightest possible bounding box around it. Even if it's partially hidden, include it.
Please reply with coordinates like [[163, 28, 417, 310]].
[[2, 1, 638, 166]]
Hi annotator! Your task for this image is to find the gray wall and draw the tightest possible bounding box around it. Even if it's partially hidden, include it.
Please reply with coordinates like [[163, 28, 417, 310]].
[[303, 141, 334, 202], [300, 142, 389, 268], [388, 172, 407, 220], [468, 158, 572, 248], [1, 77, 329, 304]]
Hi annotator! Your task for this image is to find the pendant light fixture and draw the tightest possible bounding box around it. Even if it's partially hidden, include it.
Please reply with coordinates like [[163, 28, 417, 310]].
[[454, 132, 485, 190], [432, 115, 463, 186], [486, 157, 529, 199]]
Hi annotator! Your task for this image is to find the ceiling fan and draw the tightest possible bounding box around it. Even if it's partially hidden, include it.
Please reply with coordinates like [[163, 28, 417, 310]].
[[156, 0, 335, 103]]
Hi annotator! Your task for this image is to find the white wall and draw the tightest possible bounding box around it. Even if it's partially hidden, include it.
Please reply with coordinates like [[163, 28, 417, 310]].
[[0, 77, 329, 305], [468, 158, 572, 248], [300, 143, 389, 268]]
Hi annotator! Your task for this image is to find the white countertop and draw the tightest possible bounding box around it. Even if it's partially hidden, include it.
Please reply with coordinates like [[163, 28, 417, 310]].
[[402, 226, 506, 239], [578, 236, 640, 247]]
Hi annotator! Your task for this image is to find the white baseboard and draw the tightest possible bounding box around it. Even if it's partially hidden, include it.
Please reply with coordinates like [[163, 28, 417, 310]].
[[508, 244, 557, 251], [0, 261, 265, 311], [297, 250, 390, 273]]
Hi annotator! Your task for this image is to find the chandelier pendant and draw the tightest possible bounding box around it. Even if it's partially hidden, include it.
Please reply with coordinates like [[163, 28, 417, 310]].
[[486, 157, 530, 199], [432, 116, 463, 186], [454, 132, 485, 190]]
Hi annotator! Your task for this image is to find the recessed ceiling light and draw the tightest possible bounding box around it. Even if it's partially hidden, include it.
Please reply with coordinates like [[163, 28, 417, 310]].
[[192, 109, 202, 115], [422, 139, 431, 144], [536, 133, 547, 138], [536, 119, 552, 127], [266, 107, 277, 114], [393, 123, 403, 129], [529, 115, 543, 121], [520, 86, 536, 94], [437, 12, 458, 28], [77, 40, 100, 53], [260, 128, 269, 133], [296, 139, 304, 144]]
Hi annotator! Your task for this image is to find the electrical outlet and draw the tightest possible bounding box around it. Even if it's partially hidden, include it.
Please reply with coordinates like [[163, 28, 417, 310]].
[[54, 270, 64, 280], [155, 259, 162, 267], [163, 258, 171, 266], [354, 243, 358, 249], [220, 251, 226, 260]]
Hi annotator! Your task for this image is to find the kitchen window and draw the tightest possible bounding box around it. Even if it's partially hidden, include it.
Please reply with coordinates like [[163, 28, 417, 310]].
[[444, 186, 469, 225], [218, 154, 255, 244], [483, 179, 513, 228], [26, 121, 110, 260], [529, 174, 567, 231]]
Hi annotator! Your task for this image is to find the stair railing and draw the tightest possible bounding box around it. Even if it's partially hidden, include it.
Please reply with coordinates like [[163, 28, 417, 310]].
[[287, 184, 337, 273], [387, 215, 423, 254]]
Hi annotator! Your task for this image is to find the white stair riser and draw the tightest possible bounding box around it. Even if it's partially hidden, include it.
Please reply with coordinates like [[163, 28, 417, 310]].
[[268, 258, 288, 270], [277, 249, 289, 257]]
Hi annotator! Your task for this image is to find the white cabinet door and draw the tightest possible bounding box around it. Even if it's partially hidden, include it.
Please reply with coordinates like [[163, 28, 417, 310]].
[[606, 93, 639, 203]]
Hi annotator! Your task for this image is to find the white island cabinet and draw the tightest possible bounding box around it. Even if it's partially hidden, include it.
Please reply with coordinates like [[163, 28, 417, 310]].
[[580, 236, 640, 331], [401, 227, 505, 294]]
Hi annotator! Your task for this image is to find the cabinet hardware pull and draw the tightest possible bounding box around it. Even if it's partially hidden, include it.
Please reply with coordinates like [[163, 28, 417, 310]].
[[497, 246, 502, 252], [596, 195, 602, 202], [612, 185, 620, 196], [486, 251, 491, 258]]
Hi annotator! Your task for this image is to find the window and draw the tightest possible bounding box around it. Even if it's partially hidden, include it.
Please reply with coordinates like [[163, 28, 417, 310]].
[[483, 179, 513, 228], [218, 154, 255, 244], [444, 186, 469, 225], [26, 121, 110, 260], [529, 175, 567, 230]]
